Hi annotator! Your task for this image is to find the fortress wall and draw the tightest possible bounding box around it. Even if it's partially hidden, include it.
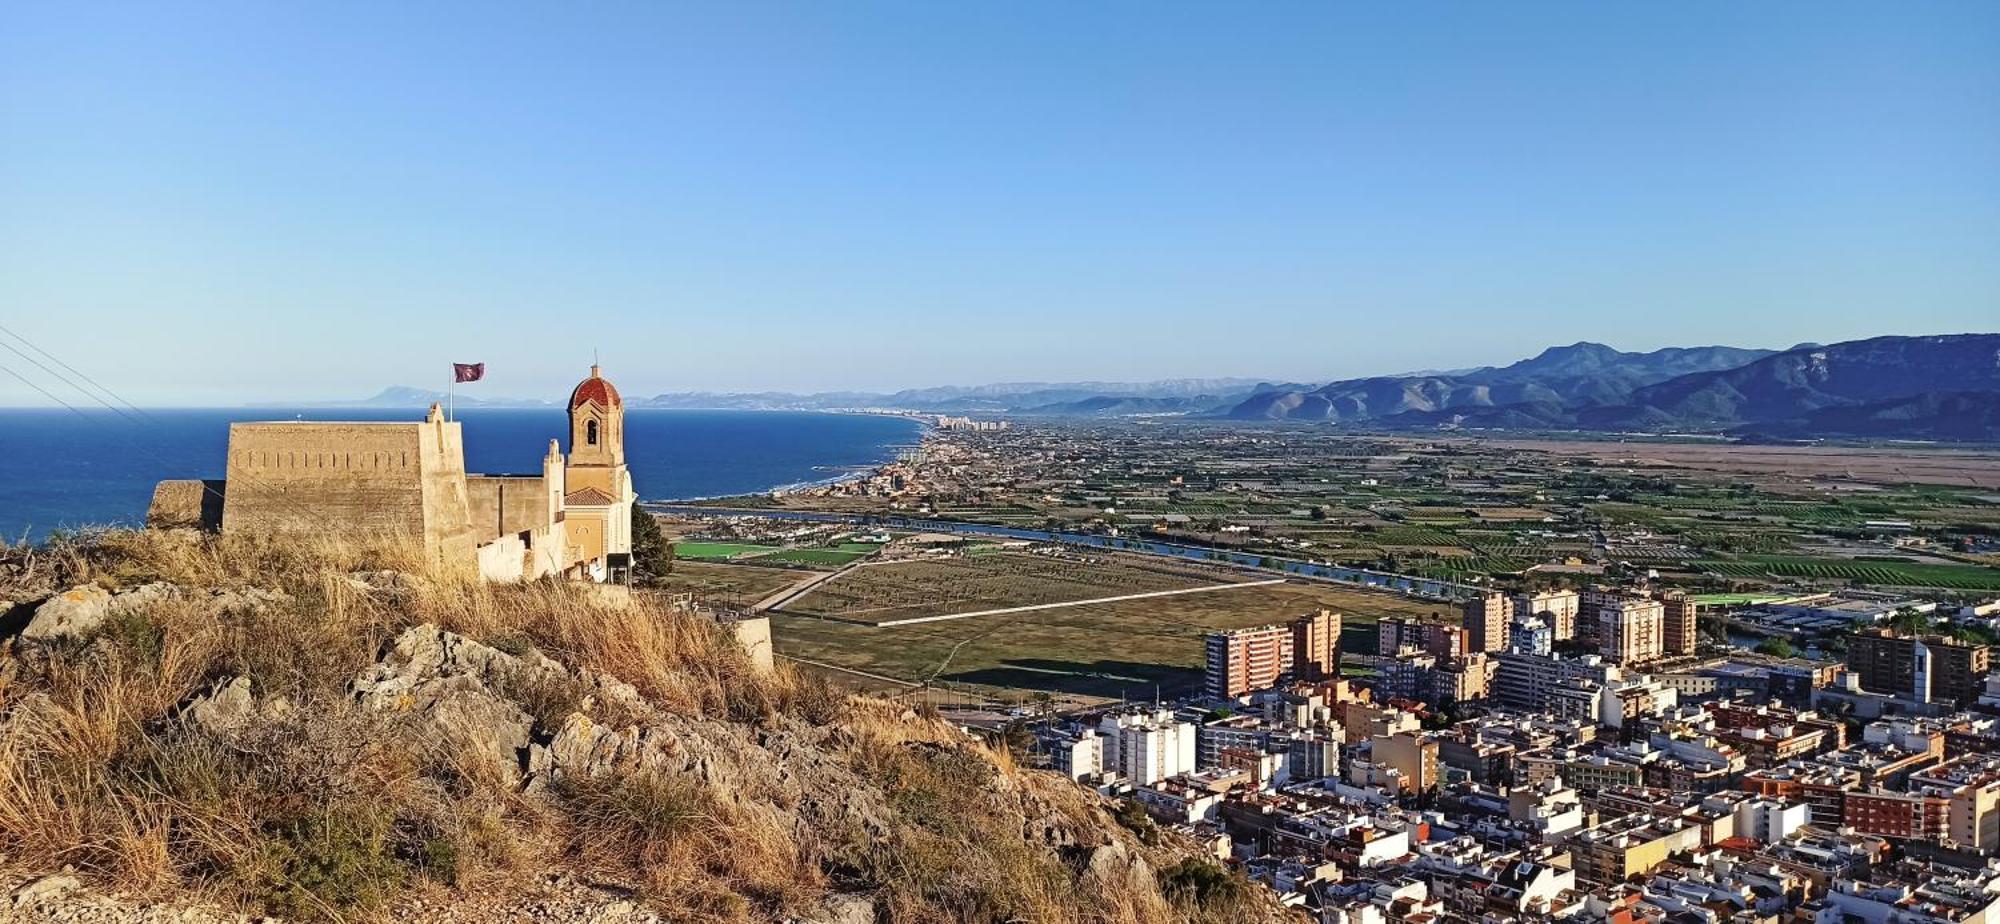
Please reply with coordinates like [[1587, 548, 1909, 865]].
[[465, 476, 552, 543], [222, 423, 432, 538], [415, 421, 477, 570], [147, 479, 225, 530]]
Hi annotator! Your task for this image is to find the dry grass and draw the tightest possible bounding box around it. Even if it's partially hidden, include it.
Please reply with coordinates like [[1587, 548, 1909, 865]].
[[0, 529, 1259, 924]]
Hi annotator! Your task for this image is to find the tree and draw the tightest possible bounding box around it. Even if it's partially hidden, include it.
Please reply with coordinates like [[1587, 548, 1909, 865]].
[[1755, 636, 1797, 659], [629, 507, 675, 586]]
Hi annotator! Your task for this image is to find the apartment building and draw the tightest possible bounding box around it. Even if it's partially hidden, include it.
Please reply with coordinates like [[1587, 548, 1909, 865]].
[[1098, 708, 1197, 785], [1659, 590, 1699, 657], [1464, 591, 1513, 653], [1600, 598, 1666, 665], [1846, 630, 1992, 707], [1514, 588, 1581, 642]]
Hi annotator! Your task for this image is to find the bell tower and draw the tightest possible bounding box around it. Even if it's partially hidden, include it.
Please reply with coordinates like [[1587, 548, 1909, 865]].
[[561, 363, 636, 581], [567, 363, 624, 469]]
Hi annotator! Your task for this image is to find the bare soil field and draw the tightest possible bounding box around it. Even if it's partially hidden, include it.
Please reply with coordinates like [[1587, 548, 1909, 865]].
[[645, 561, 807, 609], [1478, 438, 2000, 488]]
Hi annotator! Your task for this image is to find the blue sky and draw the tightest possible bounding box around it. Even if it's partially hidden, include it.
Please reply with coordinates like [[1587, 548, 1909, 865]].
[[2, 2, 1996, 405]]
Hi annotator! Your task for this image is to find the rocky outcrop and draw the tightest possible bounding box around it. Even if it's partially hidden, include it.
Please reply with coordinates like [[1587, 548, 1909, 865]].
[[20, 583, 287, 643]]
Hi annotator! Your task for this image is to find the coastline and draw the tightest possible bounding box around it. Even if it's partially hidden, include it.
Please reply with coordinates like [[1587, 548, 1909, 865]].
[[647, 416, 934, 505]]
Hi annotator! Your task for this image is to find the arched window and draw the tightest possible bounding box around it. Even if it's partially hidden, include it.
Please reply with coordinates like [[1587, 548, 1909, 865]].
[[587, 419, 599, 446]]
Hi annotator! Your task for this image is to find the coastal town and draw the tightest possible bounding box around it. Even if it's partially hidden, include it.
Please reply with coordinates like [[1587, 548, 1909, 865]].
[[654, 418, 2000, 924]]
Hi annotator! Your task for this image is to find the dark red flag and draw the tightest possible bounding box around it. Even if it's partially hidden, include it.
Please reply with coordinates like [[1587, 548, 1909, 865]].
[[453, 362, 485, 383]]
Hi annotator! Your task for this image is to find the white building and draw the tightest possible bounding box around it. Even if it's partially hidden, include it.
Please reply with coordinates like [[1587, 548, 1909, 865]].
[[1042, 727, 1104, 781], [1099, 708, 1197, 786]]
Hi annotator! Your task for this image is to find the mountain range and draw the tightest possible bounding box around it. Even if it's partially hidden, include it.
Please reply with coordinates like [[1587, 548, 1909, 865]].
[[333, 333, 2000, 440], [1229, 334, 2000, 440]]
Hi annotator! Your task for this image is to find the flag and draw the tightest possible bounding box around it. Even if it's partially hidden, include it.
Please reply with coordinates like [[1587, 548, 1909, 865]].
[[453, 362, 485, 383]]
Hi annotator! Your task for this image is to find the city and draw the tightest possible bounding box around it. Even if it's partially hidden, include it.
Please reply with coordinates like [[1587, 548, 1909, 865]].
[[651, 418, 2000, 923]]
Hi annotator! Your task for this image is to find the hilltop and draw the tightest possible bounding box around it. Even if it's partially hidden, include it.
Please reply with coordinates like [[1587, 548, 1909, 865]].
[[0, 531, 1282, 924], [1227, 333, 2000, 439]]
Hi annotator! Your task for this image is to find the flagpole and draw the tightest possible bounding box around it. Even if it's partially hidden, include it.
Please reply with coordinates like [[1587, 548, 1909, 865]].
[[448, 368, 454, 422]]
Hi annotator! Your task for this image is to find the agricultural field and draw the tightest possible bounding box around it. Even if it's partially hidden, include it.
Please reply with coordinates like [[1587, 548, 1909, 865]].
[[691, 420, 2000, 601], [643, 560, 806, 607], [1694, 555, 2000, 591], [778, 551, 1240, 624], [671, 540, 880, 568], [772, 578, 1442, 701]]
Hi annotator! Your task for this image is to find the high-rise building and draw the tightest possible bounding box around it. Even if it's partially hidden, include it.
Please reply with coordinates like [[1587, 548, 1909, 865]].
[[1098, 708, 1197, 785], [1599, 598, 1666, 665], [1579, 586, 1629, 648], [1291, 609, 1342, 682], [1846, 630, 1992, 707], [1464, 592, 1514, 653], [1207, 611, 1343, 697], [1660, 590, 1698, 656], [1369, 731, 1441, 794], [1378, 617, 1428, 657], [1426, 624, 1469, 659], [1514, 589, 1581, 642], [1492, 651, 1621, 711], [1204, 624, 1293, 699], [1509, 614, 1553, 657]]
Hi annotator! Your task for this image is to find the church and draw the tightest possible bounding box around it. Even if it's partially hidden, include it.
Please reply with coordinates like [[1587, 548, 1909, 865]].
[[148, 365, 639, 583]]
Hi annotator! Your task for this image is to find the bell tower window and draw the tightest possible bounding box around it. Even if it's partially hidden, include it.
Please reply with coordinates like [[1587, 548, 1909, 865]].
[[587, 420, 599, 446]]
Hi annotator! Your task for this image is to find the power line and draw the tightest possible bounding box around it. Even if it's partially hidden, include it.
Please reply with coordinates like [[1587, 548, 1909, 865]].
[[0, 322, 157, 425], [0, 331, 338, 529]]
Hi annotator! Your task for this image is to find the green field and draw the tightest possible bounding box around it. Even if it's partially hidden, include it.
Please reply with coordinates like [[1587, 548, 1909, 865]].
[[1696, 555, 2000, 590], [756, 548, 874, 566], [673, 542, 784, 561], [773, 578, 1441, 700]]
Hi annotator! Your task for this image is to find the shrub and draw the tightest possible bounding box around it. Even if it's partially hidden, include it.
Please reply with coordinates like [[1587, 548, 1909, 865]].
[[254, 806, 406, 919], [1159, 859, 1250, 917]]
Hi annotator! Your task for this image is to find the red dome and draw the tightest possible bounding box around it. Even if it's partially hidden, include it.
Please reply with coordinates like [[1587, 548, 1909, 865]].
[[568, 366, 622, 409]]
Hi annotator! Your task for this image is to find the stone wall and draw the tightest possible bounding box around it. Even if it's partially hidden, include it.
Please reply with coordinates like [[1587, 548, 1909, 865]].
[[466, 476, 552, 544], [146, 479, 225, 530], [221, 419, 475, 569]]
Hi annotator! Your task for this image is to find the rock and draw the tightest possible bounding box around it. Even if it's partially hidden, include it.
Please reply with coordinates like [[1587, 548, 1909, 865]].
[[182, 676, 255, 732], [791, 893, 874, 924], [20, 582, 281, 645], [11, 873, 79, 907], [21, 586, 112, 641]]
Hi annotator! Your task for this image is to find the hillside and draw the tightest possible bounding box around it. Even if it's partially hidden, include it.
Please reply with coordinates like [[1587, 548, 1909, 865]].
[[1228, 334, 2000, 440], [1592, 333, 2000, 430], [1226, 342, 1774, 422], [0, 532, 1283, 924]]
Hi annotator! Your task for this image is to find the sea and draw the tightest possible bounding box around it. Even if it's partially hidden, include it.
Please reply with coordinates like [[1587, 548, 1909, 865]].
[[0, 407, 925, 543]]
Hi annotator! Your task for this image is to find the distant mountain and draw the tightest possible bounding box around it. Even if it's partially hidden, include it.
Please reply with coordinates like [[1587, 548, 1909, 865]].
[[1586, 334, 2000, 432], [1265, 333, 2000, 440], [626, 378, 1274, 415], [1226, 342, 1775, 422], [320, 379, 1271, 416], [253, 386, 554, 409], [1021, 394, 1232, 416]]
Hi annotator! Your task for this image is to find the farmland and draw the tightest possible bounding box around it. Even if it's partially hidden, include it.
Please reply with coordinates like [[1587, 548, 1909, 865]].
[[672, 540, 881, 568], [702, 420, 2000, 599], [777, 550, 1244, 624], [771, 577, 1441, 701]]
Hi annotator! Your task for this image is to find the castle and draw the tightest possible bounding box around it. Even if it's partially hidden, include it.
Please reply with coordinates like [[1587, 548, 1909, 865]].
[[149, 365, 639, 583]]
